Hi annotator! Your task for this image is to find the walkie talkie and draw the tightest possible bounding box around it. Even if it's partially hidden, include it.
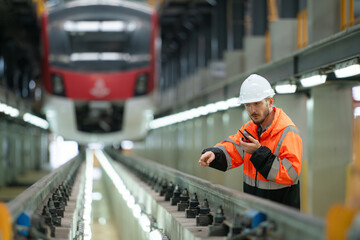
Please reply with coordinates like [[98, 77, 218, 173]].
[[238, 129, 255, 143]]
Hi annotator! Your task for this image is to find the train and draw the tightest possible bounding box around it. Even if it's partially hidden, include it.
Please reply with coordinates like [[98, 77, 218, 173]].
[[41, 0, 158, 146]]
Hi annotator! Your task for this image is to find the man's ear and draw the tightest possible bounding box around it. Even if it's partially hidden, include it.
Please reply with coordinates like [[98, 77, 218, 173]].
[[270, 97, 274, 106]]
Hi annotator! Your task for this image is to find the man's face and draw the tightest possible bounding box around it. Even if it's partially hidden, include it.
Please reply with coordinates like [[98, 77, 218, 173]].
[[244, 98, 272, 125]]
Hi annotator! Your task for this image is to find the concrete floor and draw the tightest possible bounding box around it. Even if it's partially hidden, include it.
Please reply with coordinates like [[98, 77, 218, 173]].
[[91, 166, 120, 239]]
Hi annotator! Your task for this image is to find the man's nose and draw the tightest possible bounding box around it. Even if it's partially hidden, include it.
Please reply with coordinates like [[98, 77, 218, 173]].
[[248, 105, 256, 113]]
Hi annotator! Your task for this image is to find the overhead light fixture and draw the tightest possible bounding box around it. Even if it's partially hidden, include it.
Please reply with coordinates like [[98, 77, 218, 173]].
[[226, 97, 239, 108], [334, 59, 360, 78], [149, 96, 242, 129], [23, 113, 49, 129], [275, 83, 297, 94], [354, 106, 360, 118], [204, 103, 217, 114], [214, 100, 229, 111], [353, 86, 360, 101], [300, 72, 327, 87], [0, 102, 19, 118]]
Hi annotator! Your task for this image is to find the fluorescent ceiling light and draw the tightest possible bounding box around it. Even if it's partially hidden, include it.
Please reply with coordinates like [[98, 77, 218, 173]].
[[188, 109, 200, 119], [197, 106, 209, 116], [23, 113, 49, 129], [334, 59, 360, 78], [205, 103, 217, 113], [149, 96, 242, 129], [354, 106, 360, 118], [275, 83, 297, 94], [352, 86, 360, 101], [0, 103, 19, 118], [226, 97, 239, 108], [214, 101, 228, 111], [300, 74, 327, 87], [181, 110, 193, 121]]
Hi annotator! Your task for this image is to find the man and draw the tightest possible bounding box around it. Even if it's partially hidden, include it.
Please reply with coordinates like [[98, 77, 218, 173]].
[[198, 74, 302, 209]]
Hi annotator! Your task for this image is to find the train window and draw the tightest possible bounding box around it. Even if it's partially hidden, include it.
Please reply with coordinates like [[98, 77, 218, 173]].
[[48, 7, 151, 72]]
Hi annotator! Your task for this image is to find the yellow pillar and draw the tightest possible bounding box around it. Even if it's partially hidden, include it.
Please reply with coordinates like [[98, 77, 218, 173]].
[[326, 98, 360, 239], [0, 202, 12, 240]]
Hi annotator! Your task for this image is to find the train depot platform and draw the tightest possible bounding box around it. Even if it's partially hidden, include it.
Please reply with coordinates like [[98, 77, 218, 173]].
[[1, 0, 360, 239], [2, 149, 325, 240]]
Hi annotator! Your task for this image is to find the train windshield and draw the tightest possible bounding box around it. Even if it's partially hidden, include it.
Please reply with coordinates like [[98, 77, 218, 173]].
[[48, 5, 152, 72]]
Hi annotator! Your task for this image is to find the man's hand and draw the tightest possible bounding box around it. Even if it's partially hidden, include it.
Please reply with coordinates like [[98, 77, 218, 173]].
[[198, 151, 215, 167], [240, 135, 261, 154]]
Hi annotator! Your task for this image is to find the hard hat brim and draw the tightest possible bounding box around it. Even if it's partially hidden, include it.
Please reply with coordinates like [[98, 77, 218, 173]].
[[238, 95, 275, 105]]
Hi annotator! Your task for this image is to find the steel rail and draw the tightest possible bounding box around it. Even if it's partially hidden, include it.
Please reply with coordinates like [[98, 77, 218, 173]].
[[105, 149, 325, 240], [7, 154, 83, 222]]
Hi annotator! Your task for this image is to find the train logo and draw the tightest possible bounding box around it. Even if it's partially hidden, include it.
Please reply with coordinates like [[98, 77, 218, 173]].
[[90, 79, 110, 98]]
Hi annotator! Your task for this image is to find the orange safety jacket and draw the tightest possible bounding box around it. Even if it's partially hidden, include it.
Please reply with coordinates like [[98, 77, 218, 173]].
[[202, 107, 302, 209]]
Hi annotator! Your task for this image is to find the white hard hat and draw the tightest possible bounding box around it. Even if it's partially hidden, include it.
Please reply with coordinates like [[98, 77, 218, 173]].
[[238, 74, 275, 104]]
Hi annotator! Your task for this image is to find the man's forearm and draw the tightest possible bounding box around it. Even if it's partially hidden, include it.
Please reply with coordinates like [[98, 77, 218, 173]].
[[201, 147, 228, 172], [249, 146, 276, 179]]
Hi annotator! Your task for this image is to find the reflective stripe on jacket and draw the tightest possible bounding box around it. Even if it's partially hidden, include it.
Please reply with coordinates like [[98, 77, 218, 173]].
[[203, 107, 302, 208]]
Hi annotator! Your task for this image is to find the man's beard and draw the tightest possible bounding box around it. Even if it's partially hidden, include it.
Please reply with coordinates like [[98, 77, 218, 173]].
[[251, 104, 270, 125]]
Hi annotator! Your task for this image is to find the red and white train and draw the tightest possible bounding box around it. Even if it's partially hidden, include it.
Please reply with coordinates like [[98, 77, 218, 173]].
[[41, 0, 158, 145]]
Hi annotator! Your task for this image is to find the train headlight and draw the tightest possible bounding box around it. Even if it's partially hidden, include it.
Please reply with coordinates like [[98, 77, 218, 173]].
[[51, 73, 66, 96], [135, 73, 148, 96]]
